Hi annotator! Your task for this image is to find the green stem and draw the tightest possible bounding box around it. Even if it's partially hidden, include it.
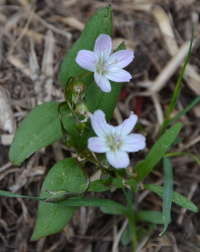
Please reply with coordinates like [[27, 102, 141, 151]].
[[57, 102, 70, 141]]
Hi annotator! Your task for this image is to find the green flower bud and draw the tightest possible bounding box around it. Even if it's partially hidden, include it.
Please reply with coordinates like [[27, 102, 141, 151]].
[[63, 134, 76, 149], [44, 189, 75, 202], [100, 171, 116, 191], [74, 120, 86, 135], [72, 80, 86, 104], [75, 101, 90, 117]]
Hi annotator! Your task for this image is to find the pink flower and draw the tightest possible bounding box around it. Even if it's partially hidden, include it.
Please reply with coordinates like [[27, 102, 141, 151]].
[[75, 34, 134, 93], [88, 110, 146, 169]]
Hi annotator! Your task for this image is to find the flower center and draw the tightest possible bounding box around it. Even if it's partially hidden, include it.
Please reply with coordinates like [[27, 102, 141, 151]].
[[106, 134, 122, 151], [96, 58, 106, 75]]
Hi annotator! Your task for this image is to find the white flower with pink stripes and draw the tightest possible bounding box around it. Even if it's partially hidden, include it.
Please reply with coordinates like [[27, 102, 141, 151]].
[[88, 110, 146, 169], [76, 34, 134, 93]]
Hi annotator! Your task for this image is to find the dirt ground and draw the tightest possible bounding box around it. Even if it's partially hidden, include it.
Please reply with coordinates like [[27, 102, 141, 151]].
[[1, 0, 200, 251]]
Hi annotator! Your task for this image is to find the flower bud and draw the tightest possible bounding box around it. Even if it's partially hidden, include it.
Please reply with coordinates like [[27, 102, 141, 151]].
[[74, 120, 86, 135], [72, 80, 86, 104], [75, 101, 90, 117], [44, 189, 75, 202]]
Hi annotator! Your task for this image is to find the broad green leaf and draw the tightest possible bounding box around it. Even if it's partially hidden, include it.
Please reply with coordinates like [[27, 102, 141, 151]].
[[30, 158, 86, 241], [9, 102, 62, 166], [136, 211, 164, 224], [135, 122, 182, 181], [9, 102, 93, 166], [144, 184, 198, 212], [160, 158, 173, 236], [60, 6, 125, 121], [60, 6, 113, 90]]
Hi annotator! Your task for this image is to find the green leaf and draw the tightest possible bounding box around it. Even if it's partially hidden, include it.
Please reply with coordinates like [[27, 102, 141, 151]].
[[9, 102, 62, 166], [100, 206, 127, 215], [121, 225, 131, 246], [60, 6, 124, 121], [144, 184, 198, 213], [135, 122, 182, 181], [160, 158, 173, 236], [159, 24, 195, 135], [60, 6, 113, 90], [52, 198, 129, 218], [0, 190, 44, 201], [165, 152, 200, 166], [30, 158, 86, 241], [9, 102, 93, 166], [167, 95, 200, 126], [136, 211, 164, 224]]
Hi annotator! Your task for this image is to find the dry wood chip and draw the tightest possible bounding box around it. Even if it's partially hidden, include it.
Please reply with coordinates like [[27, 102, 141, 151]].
[[149, 40, 192, 93], [9, 166, 46, 192], [3, 12, 24, 33], [112, 38, 137, 51], [0, 168, 20, 181], [152, 5, 178, 56], [0, 134, 14, 145], [0, 86, 16, 133], [49, 16, 85, 31], [42, 30, 54, 103], [149, 5, 200, 95], [17, 27, 44, 44], [29, 39, 40, 83], [16, 0, 30, 8], [7, 54, 30, 77]]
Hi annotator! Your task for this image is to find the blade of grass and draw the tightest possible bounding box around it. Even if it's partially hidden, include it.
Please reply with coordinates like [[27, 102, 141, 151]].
[[159, 158, 173, 236], [0, 190, 45, 201], [122, 189, 137, 251], [167, 96, 200, 126], [165, 152, 200, 165], [144, 184, 198, 212], [159, 23, 195, 136]]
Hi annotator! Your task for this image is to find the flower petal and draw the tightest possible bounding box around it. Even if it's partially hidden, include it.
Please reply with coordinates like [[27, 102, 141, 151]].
[[76, 50, 97, 72], [88, 137, 110, 153], [94, 72, 111, 92], [119, 112, 138, 136], [90, 110, 111, 137], [104, 69, 132, 82], [94, 34, 112, 62], [121, 134, 146, 152], [107, 50, 134, 68], [106, 150, 130, 169]]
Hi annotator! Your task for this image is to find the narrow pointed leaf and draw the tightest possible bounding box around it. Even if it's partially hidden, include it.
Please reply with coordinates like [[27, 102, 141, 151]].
[[144, 184, 198, 212], [160, 158, 173, 236], [136, 122, 182, 181], [136, 211, 164, 224]]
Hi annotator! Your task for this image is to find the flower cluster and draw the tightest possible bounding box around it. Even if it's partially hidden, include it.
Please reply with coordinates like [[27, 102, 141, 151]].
[[76, 34, 134, 93], [76, 34, 145, 169], [88, 110, 146, 169]]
